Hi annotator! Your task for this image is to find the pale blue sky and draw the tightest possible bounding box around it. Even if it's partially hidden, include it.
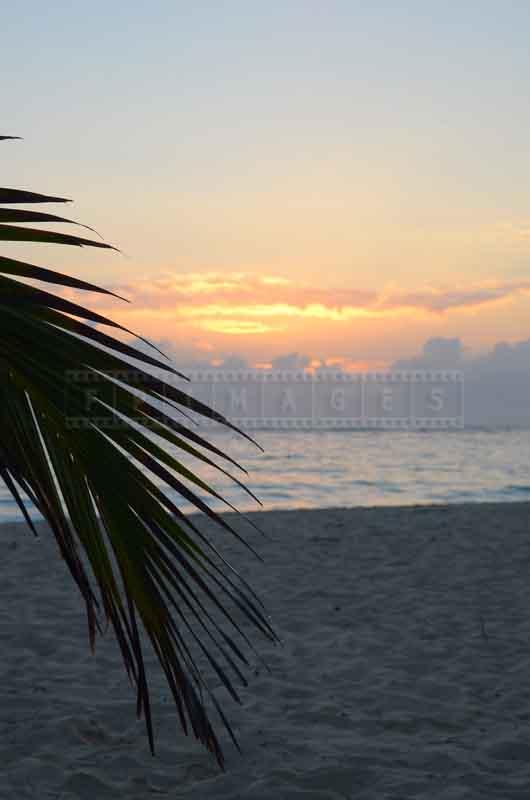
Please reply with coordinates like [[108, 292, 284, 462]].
[[3, 2, 530, 361]]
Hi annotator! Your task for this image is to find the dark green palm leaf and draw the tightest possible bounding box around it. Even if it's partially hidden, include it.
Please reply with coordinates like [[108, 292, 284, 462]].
[[0, 255, 129, 299], [0, 207, 102, 236], [0, 222, 117, 249], [0, 137, 278, 769], [0, 187, 71, 203]]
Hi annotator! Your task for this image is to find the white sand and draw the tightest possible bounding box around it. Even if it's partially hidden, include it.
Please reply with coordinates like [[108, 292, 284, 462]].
[[3, 503, 530, 798]]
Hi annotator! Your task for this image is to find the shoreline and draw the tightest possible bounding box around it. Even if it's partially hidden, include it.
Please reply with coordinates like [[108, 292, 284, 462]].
[[3, 501, 530, 798], [3, 495, 530, 525]]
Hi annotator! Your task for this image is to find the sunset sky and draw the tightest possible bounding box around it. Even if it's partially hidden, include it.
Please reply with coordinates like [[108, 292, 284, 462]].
[[5, 2, 530, 369]]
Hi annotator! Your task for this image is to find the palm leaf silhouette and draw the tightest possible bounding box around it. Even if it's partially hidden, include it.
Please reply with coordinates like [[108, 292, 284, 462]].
[[0, 137, 279, 769]]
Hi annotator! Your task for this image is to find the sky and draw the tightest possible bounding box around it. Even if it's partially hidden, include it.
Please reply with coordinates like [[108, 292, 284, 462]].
[[4, 1, 530, 369]]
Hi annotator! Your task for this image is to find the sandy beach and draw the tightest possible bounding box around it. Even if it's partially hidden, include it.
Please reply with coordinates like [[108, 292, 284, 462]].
[[3, 502, 530, 798]]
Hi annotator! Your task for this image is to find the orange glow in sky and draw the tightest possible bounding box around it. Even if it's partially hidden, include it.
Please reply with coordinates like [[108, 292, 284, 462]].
[[7, 4, 530, 370], [60, 271, 530, 370]]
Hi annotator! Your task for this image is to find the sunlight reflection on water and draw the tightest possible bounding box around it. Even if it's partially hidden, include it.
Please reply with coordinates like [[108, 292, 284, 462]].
[[2, 428, 530, 522]]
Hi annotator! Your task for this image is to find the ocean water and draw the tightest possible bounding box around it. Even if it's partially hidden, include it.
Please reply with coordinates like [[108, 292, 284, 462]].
[[2, 427, 530, 524]]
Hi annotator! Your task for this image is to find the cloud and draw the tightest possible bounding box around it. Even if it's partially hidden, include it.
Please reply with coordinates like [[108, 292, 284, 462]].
[[383, 282, 530, 314], [216, 355, 249, 369], [391, 336, 530, 426], [200, 319, 281, 335], [82, 272, 530, 325], [271, 353, 311, 370], [392, 335, 530, 373], [393, 338, 464, 368]]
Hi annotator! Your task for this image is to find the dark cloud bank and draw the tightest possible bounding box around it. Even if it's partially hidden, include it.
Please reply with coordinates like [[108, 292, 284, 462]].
[[133, 338, 530, 428], [392, 338, 530, 427], [223, 341, 530, 428]]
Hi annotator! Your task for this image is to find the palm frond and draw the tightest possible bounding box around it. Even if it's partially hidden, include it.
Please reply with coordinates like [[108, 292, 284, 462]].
[[0, 187, 71, 203], [0, 207, 102, 236], [0, 136, 278, 769]]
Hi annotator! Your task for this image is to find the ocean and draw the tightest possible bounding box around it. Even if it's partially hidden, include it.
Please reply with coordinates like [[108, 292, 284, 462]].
[[2, 427, 530, 523]]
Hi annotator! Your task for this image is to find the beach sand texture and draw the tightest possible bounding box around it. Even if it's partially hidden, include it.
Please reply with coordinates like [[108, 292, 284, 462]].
[[2, 502, 530, 799]]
